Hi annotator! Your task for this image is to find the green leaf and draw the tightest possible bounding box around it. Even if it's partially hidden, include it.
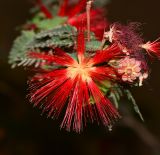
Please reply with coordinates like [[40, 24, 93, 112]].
[[86, 40, 102, 51], [8, 31, 36, 68], [27, 25, 77, 50], [109, 92, 119, 109], [109, 84, 123, 109], [33, 16, 67, 31], [125, 89, 144, 121]]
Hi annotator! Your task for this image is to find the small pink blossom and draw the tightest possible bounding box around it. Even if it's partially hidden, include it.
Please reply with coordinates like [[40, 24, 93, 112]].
[[117, 57, 142, 82]]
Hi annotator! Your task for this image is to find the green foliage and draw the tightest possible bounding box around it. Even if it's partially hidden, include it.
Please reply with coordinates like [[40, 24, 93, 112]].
[[36, 24, 76, 39], [86, 40, 102, 51], [31, 15, 67, 31], [125, 90, 144, 121], [9, 25, 77, 67], [98, 80, 123, 108], [109, 84, 123, 109], [8, 31, 36, 68], [98, 80, 144, 121], [27, 25, 77, 49]]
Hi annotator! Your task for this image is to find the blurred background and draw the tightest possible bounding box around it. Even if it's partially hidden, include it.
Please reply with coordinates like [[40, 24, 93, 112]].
[[0, 0, 160, 155]]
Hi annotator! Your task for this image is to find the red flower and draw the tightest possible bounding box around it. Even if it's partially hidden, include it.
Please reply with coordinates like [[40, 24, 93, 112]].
[[28, 30, 121, 132], [141, 38, 160, 57], [58, 0, 108, 39], [68, 9, 108, 40]]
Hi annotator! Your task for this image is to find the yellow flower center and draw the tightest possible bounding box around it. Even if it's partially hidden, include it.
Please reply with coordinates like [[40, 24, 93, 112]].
[[67, 62, 93, 82]]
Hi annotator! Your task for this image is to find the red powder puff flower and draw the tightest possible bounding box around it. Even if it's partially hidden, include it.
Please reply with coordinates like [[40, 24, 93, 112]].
[[59, 0, 109, 39], [68, 9, 108, 40], [140, 38, 160, 57], [28, 30, 121, 132]]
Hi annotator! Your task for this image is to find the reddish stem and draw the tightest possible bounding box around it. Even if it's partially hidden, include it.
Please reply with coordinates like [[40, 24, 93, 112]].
[[86, 1, 92, 42]]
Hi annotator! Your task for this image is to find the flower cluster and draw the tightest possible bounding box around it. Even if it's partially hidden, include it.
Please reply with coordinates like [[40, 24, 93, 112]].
[[9, 0, 160, 132]]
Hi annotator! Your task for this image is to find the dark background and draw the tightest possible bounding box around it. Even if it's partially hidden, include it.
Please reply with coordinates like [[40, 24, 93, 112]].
[[0, 0, 160, 155]]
